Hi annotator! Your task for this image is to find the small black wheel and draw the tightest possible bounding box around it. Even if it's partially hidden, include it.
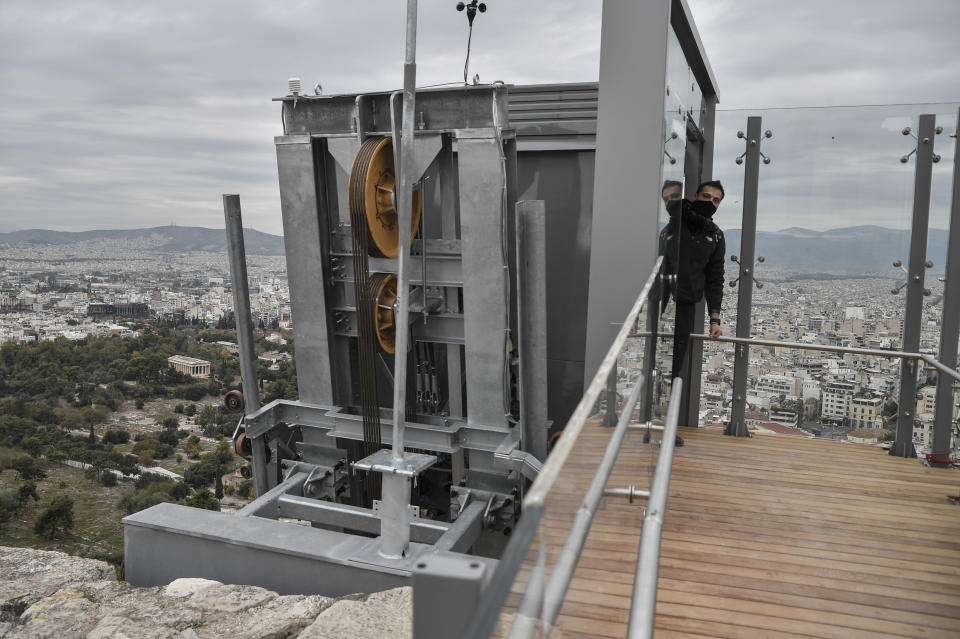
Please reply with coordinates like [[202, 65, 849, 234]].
[[224, 389, 244, 413]]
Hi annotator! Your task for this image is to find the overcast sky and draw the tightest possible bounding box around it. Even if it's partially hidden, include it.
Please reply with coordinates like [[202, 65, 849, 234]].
[[1, 0, 958, 235]]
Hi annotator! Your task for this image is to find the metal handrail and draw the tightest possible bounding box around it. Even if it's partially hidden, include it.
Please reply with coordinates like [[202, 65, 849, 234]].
[[626, 378, 684, 639], [536, 373, 646, 636], [685, 333, 960, 383], [461, 256, 662, 639], [526, 256, 663, 507]]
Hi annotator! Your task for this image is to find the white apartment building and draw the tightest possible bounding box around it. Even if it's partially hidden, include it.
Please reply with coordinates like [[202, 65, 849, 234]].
[[821, 378, 857, 423], [757, 374, 800, 398]]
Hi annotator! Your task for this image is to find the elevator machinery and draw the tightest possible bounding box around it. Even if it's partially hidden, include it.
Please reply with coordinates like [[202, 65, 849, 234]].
[[124, 83, 549, 597]]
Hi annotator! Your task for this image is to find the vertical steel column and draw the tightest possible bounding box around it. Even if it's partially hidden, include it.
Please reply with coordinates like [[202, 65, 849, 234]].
[[516, 200, 549, 460], [727, 116, 762, 438], [641, 292, 660, 423], [584, 0, 672, 384], [223, 195, 268, 497], [893, 115, 938, 458], [439, 136, 464, 420], [379, 0, 419, 559], [457, 131, 509, 429], [604, 367, 618, 427], [679, 93, 718, 427], [276, 137, 335, 406], [933, 108, 960, 457]]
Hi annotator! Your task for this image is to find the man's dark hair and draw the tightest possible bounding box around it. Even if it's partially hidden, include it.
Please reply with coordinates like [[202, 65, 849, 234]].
[[661, 179, 683, 195], [696, 180, 724, 200]]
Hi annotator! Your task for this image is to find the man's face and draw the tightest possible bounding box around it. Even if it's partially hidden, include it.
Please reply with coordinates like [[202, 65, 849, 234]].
[[695, 186, 723, 209], [661, 185, 682, 205]]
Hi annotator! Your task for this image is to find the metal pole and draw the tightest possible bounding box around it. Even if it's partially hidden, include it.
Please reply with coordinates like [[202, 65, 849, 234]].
[[690, 333, 923, 361], [604, 365, 618, 427], [627, 378, 683, 639], [728, 116, 762, 438], [516, 200, 549, 460], [680, 92, 718, 428], [223, 194, 267, 497], [642, 292, 659, 423], [933, 107, 960, 457], [379, 0, 418, 559], [893, 114, 937, 458], [539, 375, 646, 635]]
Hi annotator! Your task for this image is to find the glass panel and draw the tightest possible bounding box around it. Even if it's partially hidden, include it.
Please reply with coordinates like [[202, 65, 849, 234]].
[[697, 103, 959, 443], [466, 264, 661, 638]]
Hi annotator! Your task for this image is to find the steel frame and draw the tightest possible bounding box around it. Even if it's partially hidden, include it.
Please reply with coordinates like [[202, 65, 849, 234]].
[[932, 107, 960, 457]]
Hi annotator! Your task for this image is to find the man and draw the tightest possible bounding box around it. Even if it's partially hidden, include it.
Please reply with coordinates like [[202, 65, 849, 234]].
[[659, 180, 726, 381]]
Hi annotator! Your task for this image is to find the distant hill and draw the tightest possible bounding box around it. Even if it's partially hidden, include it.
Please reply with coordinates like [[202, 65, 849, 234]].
[[0, 226, 284, 256], [722, 225, 949, 274]]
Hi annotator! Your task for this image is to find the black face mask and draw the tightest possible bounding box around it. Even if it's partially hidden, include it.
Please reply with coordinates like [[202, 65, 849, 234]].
[[665, 198, 682, 216], [690, 199, 717, 218]]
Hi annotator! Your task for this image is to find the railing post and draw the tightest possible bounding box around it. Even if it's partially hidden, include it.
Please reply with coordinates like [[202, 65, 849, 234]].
[[893, 114, 938, 458], [933, 108, 960, 459], [727, 117, 763, 438]]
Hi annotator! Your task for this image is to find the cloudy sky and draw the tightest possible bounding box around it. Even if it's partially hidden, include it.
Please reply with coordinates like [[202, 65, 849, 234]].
[[1, 0, 958, 235]]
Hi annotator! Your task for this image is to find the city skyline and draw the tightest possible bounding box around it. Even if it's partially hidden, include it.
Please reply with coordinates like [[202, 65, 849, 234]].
[[2, 1, 959, 235]]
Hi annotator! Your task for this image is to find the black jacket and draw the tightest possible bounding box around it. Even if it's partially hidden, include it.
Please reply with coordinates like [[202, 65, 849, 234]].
[[659, 200, 725, 314]]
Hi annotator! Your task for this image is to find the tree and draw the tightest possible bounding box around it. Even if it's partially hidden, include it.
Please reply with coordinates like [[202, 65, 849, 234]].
[[135, 398, 145, 410], [186, 488, 220, 511], [11, 455, 46, 481], [161, 416, 179, 430], [215, 473, 224, 501], [34, 496, 75, 539], [20, 436, 44, 458], [17, 481, 39, 507], [184, 435, 201, 459]]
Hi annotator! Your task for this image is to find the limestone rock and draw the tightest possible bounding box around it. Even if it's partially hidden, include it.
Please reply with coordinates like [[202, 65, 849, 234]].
[[0, 548, 113, 622], [299, 587, 412, 639], [163, 578, 222, 599], [17, 588, 99, 639], [0, 546, 411, 638]]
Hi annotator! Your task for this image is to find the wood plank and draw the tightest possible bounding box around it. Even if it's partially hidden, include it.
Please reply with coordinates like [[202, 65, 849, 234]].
[[525, 421, 960, 638]]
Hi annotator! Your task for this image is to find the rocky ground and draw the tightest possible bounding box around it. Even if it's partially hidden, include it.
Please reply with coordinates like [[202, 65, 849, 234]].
[[0, 547, 412, 639]]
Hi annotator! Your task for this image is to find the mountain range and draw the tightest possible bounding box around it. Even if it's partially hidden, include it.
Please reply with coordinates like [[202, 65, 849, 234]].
[[0, 226, 285, 256], [0, 224, 949, 272], [721, 225, 948, 275]]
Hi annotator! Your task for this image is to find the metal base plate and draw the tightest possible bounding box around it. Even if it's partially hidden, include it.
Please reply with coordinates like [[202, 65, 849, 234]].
[[353, 449, 437, 477]]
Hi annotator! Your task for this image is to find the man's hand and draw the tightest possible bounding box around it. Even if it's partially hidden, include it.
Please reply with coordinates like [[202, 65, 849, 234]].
[[709, 322, 722, 339]]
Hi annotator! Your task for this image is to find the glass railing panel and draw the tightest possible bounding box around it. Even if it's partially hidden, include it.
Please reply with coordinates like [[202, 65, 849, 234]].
[[464, 263, 659, 639], [697, 104, 958, 445]]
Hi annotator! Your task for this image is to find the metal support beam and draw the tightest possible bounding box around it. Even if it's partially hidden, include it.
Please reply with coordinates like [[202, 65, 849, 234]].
[[276, 494, 451, 543], [893, 114, 937, 458], [584, 0, 672, 384], [457, 130, 509, 429], [223, 194, 268, 496], [679, 93, 718, 428], [236, 472, 308, 519], [276, 137, 336, 406], [933, 107, 960, 458], [727, 116, 762, 438], [516, 200, 549, 459], [604, 365, 618, 427], [413, 551, 492, 639], [434, 500, 485, 553]]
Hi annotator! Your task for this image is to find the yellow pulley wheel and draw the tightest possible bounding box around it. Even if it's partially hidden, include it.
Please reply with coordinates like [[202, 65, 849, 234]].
[[371, 273, 398, 354], [348, 137, 422, 258]]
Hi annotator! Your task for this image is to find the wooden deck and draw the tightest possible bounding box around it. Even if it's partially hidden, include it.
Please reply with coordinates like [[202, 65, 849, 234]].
[[517, 422, 960, 638]]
